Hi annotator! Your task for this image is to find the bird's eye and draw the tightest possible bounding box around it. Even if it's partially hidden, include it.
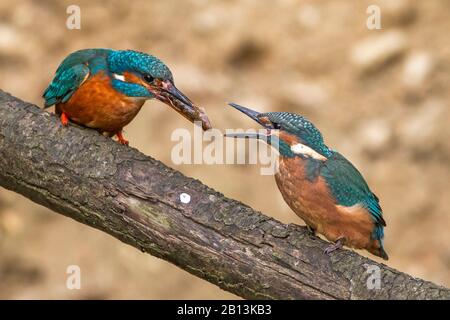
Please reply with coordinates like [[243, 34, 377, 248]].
[[143, 74, 154, 83], [272, 122, 281, 129]]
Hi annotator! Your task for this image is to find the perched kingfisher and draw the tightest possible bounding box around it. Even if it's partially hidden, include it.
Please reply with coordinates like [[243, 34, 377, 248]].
[[226, 103, 388, 260], [43, 48, 212, 145]]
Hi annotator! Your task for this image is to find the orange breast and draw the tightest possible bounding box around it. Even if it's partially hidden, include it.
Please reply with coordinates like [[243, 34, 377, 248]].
[[275, 157, 376, 250], [57, 72, 145, 133]]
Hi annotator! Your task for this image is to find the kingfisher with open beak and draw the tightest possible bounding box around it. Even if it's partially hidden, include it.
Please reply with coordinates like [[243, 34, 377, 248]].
[[43, 49, 211, 145], [225, 103, 388, 260]]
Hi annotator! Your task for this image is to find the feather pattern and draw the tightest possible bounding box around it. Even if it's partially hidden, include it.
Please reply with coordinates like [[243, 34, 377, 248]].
[[227, 105, 388, 259], [264, 112, 386, 236], [43, 49, 112, 108], [262, 112, 332, 157], [43, 49, 176, 108], [321, 152, 386, 232]]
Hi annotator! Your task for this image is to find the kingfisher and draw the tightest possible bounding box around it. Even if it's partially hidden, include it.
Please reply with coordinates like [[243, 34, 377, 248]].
[[225, 103, 388, 260], [43, 48, 212, 145]]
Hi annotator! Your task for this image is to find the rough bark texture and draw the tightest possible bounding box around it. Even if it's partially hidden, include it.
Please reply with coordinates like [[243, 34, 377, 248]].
[[0, 89, 448, 300]]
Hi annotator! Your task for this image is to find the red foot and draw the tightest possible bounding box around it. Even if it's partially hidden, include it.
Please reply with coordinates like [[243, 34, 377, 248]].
[[60, 112, 69, 126], [116, 131, 129, 145]]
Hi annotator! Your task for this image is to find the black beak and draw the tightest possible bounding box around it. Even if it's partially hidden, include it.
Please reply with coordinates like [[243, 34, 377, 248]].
[[229, 103, 262, 124], [225, 102, 274, 140]]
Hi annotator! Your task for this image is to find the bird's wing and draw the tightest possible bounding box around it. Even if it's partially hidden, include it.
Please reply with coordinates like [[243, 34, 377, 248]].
[[43, 64, 90, 107], [321, 152, 386, 227], [43, 49, 108, 108]]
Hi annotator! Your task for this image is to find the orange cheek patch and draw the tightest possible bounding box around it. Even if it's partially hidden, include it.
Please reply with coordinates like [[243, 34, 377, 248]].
[[278, 131, 301, 145], [123, 72, 147, 87], [258, 116, 272, 127]]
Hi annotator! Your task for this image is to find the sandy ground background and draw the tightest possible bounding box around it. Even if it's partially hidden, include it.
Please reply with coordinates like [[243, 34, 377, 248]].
[[0, 0, 449, 299]]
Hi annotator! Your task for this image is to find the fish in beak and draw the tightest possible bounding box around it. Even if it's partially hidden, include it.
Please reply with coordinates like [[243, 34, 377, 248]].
[[153, 80, 212, 131]]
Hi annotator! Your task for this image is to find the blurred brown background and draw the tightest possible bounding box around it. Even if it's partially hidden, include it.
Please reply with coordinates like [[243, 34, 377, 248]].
[[0, 0, 449, 299]]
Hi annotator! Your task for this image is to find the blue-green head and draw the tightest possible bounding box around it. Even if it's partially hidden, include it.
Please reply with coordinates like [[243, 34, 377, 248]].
[[108, 50, 211, 130], [225, 103, 332, 159], [108, 50, 173, 83]]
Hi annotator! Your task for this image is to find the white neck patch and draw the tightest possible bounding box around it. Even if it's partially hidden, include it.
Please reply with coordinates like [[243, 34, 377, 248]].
[[112, 73, 125, 81], [290, 143, 327, 161]]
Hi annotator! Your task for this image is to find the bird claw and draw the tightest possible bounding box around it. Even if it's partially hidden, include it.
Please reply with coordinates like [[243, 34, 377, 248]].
[[60, 112, 69, 127], [116, 131, 129, 145], [324, 238, 345, 255], [306, 225, 316, 236]]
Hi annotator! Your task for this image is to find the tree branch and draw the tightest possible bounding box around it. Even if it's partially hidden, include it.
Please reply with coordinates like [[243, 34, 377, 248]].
[[0, 89, 448, 300]]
